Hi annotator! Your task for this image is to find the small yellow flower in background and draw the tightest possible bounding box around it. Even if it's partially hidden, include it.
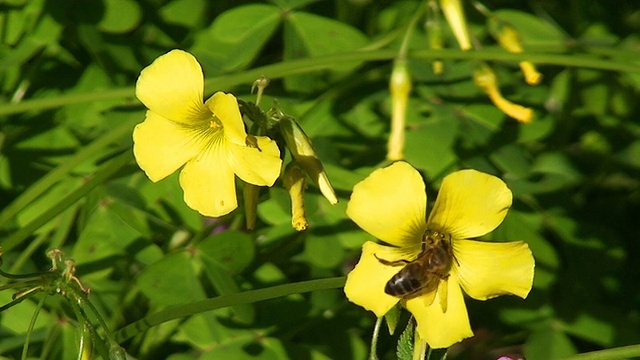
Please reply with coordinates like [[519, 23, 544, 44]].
[[473, 63, 534, 123], [387, 59, 412, 161], [344, 161, 534, 349], [133, 50, 282, 217], [439, 0, 472, 50], [489, 18, 542, 86]]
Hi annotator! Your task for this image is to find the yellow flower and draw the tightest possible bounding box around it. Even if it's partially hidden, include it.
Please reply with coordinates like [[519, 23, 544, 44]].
[[133, 50, 282, 217], [344, 162, 534, 349]]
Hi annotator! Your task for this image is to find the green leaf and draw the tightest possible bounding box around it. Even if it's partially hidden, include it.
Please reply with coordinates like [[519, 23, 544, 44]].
[[561, 310, 614, 346], [396, 320, 414, 360], [197, 231, 256, 323], [531, 152, 582, 182], [490, 144, 531, 178], [257, 187, 292, 226], [0, 293, 53, 334], [197, 230, 255, 274], [199, 336, 282, 360], [136, 251, 206, 307], [269, 0, 318, 10], [192, 4, 281, 73], [404, 111, 458, 179], [175, 312, 234, 348], [97, 0, 142, 34], [15, 179, 81, 236], [283, 11, 368, 92], [302, 234, 344, 269], [73, 202, 145, 272], [159, 0, 207, 28], [524, 323, 577, 360]]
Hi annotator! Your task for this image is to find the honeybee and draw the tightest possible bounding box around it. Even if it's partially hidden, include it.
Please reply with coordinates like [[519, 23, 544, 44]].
[[375, 229, 454, 299]]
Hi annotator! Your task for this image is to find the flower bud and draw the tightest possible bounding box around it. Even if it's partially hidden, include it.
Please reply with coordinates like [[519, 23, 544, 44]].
[[279, 116, 338, 205], [387, 59, 412, 161], [283, 162, 308, 231], [426, 0, 444, 74], [489, 18, 542, 85], [473, 63, 534, 123], [440, 0, 472, 50]]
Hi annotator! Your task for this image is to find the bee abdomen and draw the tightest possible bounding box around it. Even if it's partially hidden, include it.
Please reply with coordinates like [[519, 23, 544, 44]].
[[384, 273, 422, 297]]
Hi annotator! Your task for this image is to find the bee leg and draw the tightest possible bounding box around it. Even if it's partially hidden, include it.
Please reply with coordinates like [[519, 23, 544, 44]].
[[374, 253, 410, 267], [432, 271, 450, 280]]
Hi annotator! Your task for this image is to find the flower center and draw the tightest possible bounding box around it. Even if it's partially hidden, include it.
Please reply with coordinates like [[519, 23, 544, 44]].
[[209, 117, 222, 129]]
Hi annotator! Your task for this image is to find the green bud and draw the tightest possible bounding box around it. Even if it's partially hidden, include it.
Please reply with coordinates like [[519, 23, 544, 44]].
[[279, 116, 338, 205]]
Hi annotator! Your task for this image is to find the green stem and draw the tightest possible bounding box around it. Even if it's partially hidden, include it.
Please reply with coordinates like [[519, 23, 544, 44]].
[[70, 296, 111, 360], [113, 276, 345, 343], [21, 294, 45, 360], [0, 280, 43, 291], [1, 151, 133, 253], [397, 3, 427, 60], [1, 48, 639, 117], [559, 345, 640, 360], [369, 316, 383, 360]]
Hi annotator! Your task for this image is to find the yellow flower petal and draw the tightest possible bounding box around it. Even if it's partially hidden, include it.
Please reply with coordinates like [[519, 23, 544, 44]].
[[227, 135, 282, 187], [405, 274, 473, 348], [454, 239, 534, 300], [136, 50, 208, 124], [205, 92, 246, 145], [344, 241, 404, 317], [179, 141, 238, 217], [132, 111, 205, 182], [347, 162, 427, 248], [427, 169, 512, 239]]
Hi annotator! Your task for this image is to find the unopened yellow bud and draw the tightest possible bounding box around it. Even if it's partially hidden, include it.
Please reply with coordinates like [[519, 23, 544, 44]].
[[490, 18, 542, 86], [440, 0, 472, 50], [473, 64, 534, 123], [280, 116, 338, 205], [520, 61, 543, 86], [387, 59, 411, 161], [283, 162, 308, 231], [426, 0, 444, 74], [243, 183, 260, 230]]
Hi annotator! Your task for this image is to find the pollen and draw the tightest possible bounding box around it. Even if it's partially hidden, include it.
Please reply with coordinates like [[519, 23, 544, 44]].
[[209, 119, 222, 129]]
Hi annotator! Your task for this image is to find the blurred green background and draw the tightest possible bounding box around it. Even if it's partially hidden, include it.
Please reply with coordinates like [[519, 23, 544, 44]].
[[1, 0, 639, 359]]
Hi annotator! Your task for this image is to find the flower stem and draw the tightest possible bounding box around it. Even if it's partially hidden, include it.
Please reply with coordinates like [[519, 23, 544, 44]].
[[21, 295, 46, 360], [113, 276, 345, 342], [1, 49, 638, 117], [369, 316, 383, 360]]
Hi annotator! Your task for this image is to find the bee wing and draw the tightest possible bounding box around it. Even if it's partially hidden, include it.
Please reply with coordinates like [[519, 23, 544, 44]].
[[420, 287, 437, 307], [437, 277, 448, 313]]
